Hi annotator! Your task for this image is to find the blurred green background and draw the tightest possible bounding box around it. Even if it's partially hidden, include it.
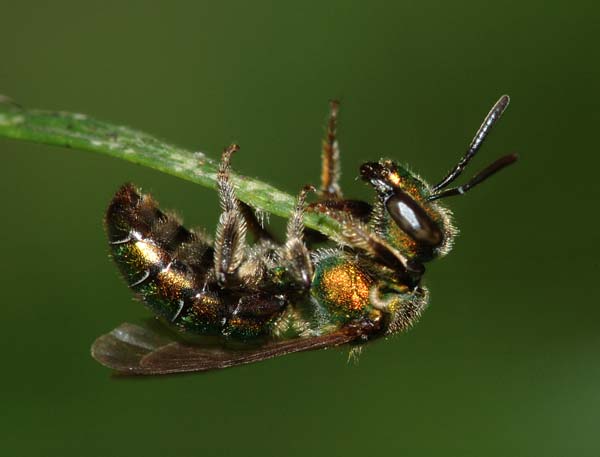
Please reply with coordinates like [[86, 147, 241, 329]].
[[1, 1, 599, 456]]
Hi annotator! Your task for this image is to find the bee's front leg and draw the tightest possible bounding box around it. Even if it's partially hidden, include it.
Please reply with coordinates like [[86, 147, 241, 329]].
[[319, 99, 342, 200], [304, 100, 373, 244]]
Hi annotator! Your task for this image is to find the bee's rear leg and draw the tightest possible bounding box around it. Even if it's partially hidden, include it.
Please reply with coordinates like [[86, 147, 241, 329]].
[[213, 144, 248, 286]]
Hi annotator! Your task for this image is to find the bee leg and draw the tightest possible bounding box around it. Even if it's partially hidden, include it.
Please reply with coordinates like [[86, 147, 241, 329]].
[[213, 144, 248, 285], [319, 99, 342, 200], [315, 208, 423, 287], [308, 199, 372, 222], [303, 100, 376, 244], [304, 197, 373, 245], [224, 293, 288, 338], [279, 185, 316, 288]]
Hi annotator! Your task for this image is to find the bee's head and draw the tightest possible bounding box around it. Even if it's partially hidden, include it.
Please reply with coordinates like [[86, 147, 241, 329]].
[[360, 151, 517, 263], [360, 154, 517, 262], [360, 160, 452, 262], [360, 95, 518, 264]]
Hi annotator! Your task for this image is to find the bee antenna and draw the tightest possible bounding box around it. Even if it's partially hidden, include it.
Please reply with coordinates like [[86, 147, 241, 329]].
[[432, 95, 510, 192], [427, 153, 518, 201]]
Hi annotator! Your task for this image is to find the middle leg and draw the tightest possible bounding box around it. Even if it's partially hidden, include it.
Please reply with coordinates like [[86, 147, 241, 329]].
[[278, 185, 316, 288]]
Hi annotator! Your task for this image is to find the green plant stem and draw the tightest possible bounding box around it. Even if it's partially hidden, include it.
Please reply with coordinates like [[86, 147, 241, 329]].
[[0, 97, 340, 237]]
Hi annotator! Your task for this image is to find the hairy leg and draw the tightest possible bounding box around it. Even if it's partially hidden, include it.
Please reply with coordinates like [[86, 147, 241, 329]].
[[279, 185, 315, 288], [320, 100, 342, 199], [306, 101, 373, 243], [213, 144, 248, 285]]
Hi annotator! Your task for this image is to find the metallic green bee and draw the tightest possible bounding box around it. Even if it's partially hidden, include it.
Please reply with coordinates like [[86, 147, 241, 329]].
[[92, 96, 516, 375]]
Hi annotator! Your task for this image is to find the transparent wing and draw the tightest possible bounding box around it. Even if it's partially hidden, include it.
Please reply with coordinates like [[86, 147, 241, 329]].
[[91, 322, 359, 376]]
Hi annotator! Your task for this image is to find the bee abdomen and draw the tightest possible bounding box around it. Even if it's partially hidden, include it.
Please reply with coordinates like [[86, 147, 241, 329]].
[[106, 184, 222, 330], [107, 227, 196, 317], [105, 183, 289, 338]]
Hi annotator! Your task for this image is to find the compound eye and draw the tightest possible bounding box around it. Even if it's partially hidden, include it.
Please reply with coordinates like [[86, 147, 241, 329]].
[[385, 191, 443, 247]]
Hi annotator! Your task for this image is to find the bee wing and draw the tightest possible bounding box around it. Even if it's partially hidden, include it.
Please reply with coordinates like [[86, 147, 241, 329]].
[[91, 322, 359, 376]]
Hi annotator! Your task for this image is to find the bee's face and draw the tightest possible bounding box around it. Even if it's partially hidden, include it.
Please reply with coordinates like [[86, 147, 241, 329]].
[[360, 160, 455, 262]]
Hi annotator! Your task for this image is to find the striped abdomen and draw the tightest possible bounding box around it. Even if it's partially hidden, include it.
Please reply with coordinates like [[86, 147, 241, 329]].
[[105, 184, 288, 338], [105, 184, 224, 333]]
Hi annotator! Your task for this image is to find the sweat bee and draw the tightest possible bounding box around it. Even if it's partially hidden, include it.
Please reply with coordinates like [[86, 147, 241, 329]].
[[92, 96, 517, 375]]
